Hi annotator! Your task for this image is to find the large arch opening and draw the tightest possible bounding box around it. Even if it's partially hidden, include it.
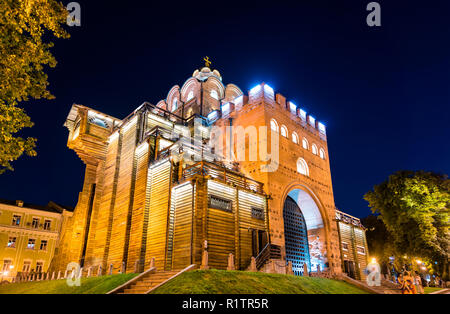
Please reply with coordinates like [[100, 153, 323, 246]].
[[283, 188, 327, 274]]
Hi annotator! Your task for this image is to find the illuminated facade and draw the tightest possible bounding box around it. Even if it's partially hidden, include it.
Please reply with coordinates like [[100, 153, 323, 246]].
[[336, 210, 369, 280], [51, 66, 357, 277], [0, 199, 71, 281]]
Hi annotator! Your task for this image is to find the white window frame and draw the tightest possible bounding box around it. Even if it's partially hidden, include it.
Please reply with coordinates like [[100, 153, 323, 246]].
[[342, 242, 349, 251], [280, 125, 288, 138], [296, 158, 309, 176], [319, 148, 326, 160], [302, 137, 309, 150], [292, 132, 299, 144], [270, 119, 279, 133], [356, 246, 366, 255]]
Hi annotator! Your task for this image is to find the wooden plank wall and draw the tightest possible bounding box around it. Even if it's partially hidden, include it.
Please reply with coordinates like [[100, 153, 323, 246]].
[[170, 182, 194, 270], [107, 119, 138, 269], [206, 180, 236, 269], [338, 221, 368, 279], [126, 142, 150, 272], [145, 160, 172, 270], [94, 132, 121, 270], [237, 190, 266, 269]]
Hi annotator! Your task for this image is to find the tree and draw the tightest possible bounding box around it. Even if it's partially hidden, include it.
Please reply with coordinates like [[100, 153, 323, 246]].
[[361, 214, 395, 271], [364, 171, 450, 279], [0, 0, 69, 174]]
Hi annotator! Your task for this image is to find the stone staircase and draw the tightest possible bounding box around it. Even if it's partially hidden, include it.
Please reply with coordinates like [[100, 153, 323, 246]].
[[119, 270, 180, 294], [108, 264, 196, 294]]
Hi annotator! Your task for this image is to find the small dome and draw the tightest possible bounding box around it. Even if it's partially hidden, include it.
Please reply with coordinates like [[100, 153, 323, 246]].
[[193, 66, 222, 82]]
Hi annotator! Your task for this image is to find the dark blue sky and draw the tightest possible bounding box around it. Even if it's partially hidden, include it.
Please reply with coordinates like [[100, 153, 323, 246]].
[[1, 1, 449, 218]]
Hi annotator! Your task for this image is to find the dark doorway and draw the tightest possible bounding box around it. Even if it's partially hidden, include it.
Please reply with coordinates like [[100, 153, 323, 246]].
[[283, 195, 311, 275], [252, 229, 268, 257], [343, 260, 356, 279]]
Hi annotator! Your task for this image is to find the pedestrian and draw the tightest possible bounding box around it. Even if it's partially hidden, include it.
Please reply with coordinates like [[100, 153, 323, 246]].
[[399, 271, 417, 294], [414, 271, 424, 294]]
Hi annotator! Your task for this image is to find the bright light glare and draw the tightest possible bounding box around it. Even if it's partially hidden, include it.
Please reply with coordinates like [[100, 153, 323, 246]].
[[249, 85, 261, 95]]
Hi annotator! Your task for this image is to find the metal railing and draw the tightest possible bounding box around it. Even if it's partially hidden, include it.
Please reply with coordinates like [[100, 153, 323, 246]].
[[255, 243, 282, 270], [181, 161, 265, 194]]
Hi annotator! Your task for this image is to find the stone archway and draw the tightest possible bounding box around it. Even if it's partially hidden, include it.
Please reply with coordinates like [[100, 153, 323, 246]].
[[282, 185, 330, 273]]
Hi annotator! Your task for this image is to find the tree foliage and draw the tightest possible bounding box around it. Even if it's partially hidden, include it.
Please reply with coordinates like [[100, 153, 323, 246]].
[[364, 171, 450, 273], [0, 0, 69, 174]]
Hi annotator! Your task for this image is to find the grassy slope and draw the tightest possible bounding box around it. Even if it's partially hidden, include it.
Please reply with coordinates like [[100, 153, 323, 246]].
[[151, 270, 370, 294], [424, 287, 445, 294], [0, 273, 137, 294]]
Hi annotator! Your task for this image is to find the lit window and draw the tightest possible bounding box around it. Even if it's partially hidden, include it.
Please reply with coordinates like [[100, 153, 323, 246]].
[[89, 116, 109, 128], [270, 119, 279, 132], [7, 237, 16, 248], [302, 138, 309, 150], [342, 242, 349, 251], [43, 219, 51, 231], [297, 158, 309, 176], [36, 262, 43, 273], [280, 125, 288, 138], [319, 148, 326, 160], [210, 90, 219, 100], [292, 132, 299, 144], [22, 261, 31, 272], [172, 98, 178, 112], [40, 240, 48, 251], [27, 239, 36, 250], [187, 91, 194, 102], [32, 218, 39, 229], [11, 215, 21, 226], [312, 144, 318, 155], [357, 246, 366, 255], [2, 260, 12, 272]]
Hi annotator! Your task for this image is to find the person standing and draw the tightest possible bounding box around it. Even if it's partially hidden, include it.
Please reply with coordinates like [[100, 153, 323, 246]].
[[414, 271, 424, 294]]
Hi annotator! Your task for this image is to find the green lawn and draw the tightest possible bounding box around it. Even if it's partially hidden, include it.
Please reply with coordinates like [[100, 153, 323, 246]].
[[424, 287, 445, 294], [151, 270, 370, 294], [0, 273, 137, 294]]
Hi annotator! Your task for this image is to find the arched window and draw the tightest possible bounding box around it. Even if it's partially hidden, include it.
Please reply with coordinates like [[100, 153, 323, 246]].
[[302, 137, 309, 150], [319, 148, 326, 160], [280, 125, 288, 138], [297, 158, 309, 176], [187, 91, 194, 102], [172, 98, 178, 112], [292, 132, 299, 144], [312, 144, 318, 155], [210, 90, 219, 100], [270, 119, 279, 132]]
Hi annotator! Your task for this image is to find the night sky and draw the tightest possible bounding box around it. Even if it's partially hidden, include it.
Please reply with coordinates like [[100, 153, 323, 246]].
[[1, 1, 449, 219]]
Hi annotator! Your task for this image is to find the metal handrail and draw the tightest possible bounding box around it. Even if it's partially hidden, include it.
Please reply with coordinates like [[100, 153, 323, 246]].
[[181, 161, 264, 194]]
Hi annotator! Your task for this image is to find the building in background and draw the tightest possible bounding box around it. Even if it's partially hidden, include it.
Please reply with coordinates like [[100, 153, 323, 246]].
[[0, 199, 72, 281], [336, 210, 369, 280]]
